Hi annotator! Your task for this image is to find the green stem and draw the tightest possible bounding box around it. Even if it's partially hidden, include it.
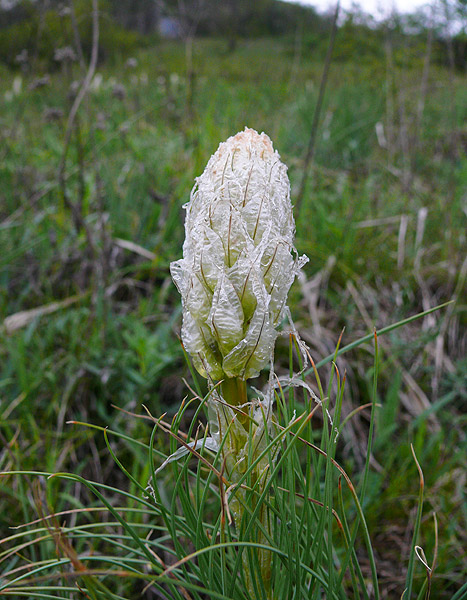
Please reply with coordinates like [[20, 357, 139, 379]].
[[221, 377, 248, 407], [221, 377, 248, 428], [219, 376, 272, 599]]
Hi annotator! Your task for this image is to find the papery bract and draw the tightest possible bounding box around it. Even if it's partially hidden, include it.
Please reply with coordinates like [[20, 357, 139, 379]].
[[171, 128, 307, 380]]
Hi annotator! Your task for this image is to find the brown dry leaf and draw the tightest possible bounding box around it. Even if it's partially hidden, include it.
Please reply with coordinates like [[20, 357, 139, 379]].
[[3, 295, 84, 334], [114, 237, 156, 260]]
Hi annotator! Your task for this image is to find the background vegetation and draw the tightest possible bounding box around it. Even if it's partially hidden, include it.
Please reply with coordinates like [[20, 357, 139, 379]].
[[0, 0, 466, 597]]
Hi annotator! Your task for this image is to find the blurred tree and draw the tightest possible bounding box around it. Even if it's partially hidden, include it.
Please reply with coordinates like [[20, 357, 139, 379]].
[[156, 0, 210, 38], [0, 0, 36, 29], [216, 0, 272, 51], [0, 0, 463, 69], [0, 0, 143, 66], [111, 0, 159, 34]]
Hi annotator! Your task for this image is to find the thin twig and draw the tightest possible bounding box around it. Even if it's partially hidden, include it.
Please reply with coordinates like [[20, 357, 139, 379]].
[[295, 1, 340, 216], [414, 9, 434, 152], [58, 0, 99, 232], [69, 0, 86, 72]]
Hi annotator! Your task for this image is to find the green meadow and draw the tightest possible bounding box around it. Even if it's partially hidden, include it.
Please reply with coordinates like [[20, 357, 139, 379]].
[[1, 6, 466, 598]]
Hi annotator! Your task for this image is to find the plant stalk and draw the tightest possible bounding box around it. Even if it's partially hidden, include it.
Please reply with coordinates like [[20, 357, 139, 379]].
[[220, 376, 272, 599]]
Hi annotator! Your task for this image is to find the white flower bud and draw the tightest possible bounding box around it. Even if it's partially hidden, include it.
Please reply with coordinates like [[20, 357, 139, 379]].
[[171, 128, 307, 380]]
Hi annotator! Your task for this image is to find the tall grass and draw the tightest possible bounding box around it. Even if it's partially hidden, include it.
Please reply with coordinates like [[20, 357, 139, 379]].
[[0, 321, 439, 598]]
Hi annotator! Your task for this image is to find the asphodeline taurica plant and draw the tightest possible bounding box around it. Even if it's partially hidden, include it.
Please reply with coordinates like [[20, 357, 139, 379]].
[[170, 128, 307, 598], [171, 127, 307, 382]]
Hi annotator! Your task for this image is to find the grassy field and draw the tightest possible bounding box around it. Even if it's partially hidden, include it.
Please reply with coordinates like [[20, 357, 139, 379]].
[[1, 28, 466, 599]]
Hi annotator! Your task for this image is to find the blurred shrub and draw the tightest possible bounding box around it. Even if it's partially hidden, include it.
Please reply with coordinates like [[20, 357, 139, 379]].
[[186, 0, 325, 41], [0, 0, 146, 68], [332, 21, 385, 64], [0, 10, 36, 67], [435, 32, 467, 71]]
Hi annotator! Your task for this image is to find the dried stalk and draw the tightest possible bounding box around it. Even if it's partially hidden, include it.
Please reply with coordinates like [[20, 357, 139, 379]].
[[295, 1, 340, 216], [58, 0, 99, 234]]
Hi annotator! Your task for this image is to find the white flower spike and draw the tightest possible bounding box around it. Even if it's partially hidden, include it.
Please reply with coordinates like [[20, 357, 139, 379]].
[[171, 128, 307, 381]]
